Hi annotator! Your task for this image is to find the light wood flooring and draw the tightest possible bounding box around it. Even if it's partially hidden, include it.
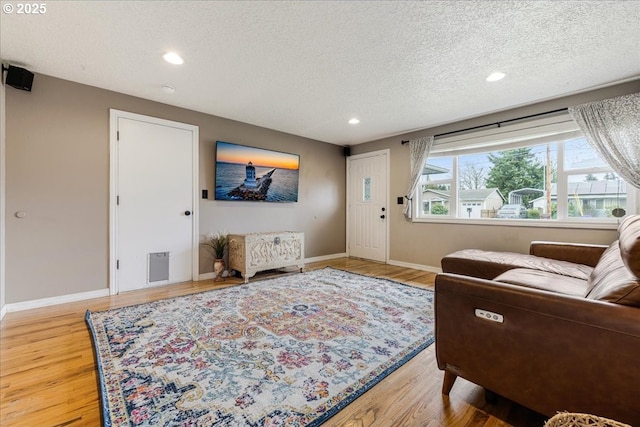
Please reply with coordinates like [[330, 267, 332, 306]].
[[0, 258, 547, 426]]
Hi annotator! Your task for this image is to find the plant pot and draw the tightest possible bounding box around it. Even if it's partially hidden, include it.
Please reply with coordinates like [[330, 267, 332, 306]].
[[213, 258, 225, 280]]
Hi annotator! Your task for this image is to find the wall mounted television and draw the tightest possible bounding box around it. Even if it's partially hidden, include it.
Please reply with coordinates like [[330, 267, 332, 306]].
[[215, 141, 300, 202]]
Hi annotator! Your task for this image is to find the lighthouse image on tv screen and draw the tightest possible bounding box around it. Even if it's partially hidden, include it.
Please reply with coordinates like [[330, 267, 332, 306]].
[[214, 141, 300, 202]]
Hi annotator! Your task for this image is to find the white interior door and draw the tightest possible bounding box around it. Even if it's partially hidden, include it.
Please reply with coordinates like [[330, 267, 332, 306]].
[[111, 111, 198, 293], [347, 150, 388, 262]]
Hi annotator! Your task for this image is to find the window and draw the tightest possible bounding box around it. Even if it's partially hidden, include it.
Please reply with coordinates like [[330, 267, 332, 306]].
[[421, 157, 452, 217], [414, 114, 635, 224]]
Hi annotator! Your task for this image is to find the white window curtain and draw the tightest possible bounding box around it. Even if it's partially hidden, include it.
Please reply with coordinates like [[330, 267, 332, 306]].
[[569, 92, 640, 189], [403, 135, 434, 220]]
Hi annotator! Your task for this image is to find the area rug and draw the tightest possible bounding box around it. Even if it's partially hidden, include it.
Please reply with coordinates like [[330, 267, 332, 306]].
[[86, 267, 434, 427]]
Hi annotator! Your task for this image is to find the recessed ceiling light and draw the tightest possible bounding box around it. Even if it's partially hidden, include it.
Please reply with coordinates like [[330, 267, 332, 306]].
[[163, 52, 184, 65], [486, 72, 506, 82], [348, 118, 360, 125]]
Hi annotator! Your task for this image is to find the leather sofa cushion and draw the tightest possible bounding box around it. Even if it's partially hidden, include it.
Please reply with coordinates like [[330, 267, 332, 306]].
[[494, 268, 589, 296], [586, 242, 640, 307], [441, 249, 593, 281], [618, 215, 640, 278]]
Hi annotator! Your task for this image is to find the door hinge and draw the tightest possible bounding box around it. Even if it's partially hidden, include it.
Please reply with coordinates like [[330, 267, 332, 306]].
[[117, 131, 120, 141], [116, 260, 120, 269], [117, 195, 119, 205]]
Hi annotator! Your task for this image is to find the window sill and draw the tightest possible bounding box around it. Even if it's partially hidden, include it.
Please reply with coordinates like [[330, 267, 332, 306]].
[[411, 216, 622, 230]]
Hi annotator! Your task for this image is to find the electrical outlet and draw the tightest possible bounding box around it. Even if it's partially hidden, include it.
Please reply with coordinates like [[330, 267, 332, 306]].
[[475, 309, 504, 323]]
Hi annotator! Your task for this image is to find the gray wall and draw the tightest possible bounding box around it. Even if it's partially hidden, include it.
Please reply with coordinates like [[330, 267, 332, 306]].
[[4, 73, 638, 305], [5, 74, 346, 304], [352, 80, 640, 269]]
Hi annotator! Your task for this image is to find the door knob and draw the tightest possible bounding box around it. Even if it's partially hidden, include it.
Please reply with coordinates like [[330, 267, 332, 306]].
[[185, 210, 191, 216], [380, 214, 385, 219]]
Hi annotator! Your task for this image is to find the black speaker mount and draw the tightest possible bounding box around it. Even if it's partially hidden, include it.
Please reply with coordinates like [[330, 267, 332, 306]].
[[2, 64, 34, 92]]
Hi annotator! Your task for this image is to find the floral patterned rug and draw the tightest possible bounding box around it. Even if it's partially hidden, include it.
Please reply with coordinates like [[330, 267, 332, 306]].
[[86, 267, 434, 426]]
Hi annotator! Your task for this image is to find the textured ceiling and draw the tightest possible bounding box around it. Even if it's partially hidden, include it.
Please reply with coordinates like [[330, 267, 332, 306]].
[[1, 1, 639, 145]]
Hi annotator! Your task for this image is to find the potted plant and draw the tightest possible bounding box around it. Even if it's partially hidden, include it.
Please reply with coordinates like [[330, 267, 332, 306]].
[[203, 231, 228, 279]]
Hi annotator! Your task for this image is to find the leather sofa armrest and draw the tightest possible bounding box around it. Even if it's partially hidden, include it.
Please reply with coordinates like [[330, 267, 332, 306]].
[[435, 273, 640, 423], [435, 273, 640, 334], [529, 241, 609, 267]]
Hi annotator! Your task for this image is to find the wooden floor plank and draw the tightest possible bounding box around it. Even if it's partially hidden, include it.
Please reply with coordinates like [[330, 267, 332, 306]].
[[0, 258, 547, 426]]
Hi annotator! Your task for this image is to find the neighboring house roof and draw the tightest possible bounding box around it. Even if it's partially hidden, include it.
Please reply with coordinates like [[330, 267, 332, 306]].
[[460, 188, 505, 202], [531, 181, 627, 203], [422, 189, 450, 199], [422, 188, 504, 202], [509, 187, 544, 196], [422, 164, 450, 175], [566, 180, 626, 195]]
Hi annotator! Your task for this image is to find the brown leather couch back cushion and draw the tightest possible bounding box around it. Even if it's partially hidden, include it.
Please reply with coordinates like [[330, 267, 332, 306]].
[[618, 214, 640, 277], [586, 216, 640, 307]]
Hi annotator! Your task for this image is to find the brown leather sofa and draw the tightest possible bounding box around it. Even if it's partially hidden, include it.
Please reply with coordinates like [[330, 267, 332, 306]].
[[435, 215, 640, 425]]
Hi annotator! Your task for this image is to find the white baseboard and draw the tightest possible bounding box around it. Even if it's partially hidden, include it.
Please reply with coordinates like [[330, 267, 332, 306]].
[[305, 253, 348, 263], [3, 288, 110, 314], [198, 253, 348, 281], [0, 256, 432, 318], [387, 259, 442, 274], [199, 272, 217, 281]]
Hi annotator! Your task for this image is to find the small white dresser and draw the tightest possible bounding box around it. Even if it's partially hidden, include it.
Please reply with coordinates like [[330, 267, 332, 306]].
[[228, 231, 305, 283]]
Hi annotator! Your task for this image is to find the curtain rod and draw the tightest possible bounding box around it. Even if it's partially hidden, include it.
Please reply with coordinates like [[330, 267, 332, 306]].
[[401, 107, 568, 145]]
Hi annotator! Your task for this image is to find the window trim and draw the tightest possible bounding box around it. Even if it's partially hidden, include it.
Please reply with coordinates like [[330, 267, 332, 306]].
[[411, 214, 627, 230]]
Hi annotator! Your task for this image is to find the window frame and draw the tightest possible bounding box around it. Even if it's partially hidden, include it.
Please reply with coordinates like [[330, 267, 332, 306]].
[[412, 114, 637, 229]]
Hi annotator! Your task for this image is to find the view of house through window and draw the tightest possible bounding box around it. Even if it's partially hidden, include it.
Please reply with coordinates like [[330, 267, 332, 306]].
[[417, 136, 630, 221]]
